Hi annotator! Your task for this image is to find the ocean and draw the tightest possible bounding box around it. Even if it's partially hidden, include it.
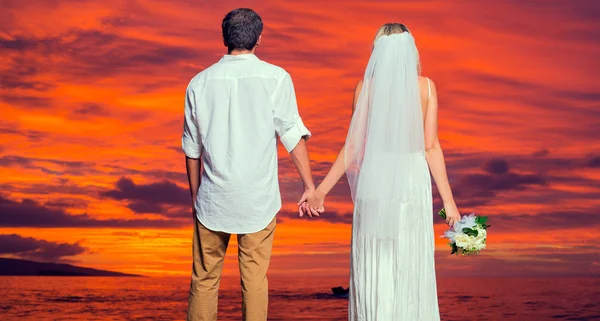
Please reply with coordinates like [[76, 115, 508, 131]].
[[0, 276, 598, 320]]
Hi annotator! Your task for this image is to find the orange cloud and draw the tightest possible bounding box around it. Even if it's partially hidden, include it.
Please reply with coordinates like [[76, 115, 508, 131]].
[[1, 0, 598, 277]]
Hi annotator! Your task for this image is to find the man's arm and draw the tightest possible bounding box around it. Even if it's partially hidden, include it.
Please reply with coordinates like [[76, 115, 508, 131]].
[[290, 139, 314, 189], [272, 72, 319, 216], [289, 139, 322, 217], [185, 156, 202, 217], [182, 83, 204, 219]]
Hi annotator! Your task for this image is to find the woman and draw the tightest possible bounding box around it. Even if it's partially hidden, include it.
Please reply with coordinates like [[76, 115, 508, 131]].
[[304, 23, 462, 320]]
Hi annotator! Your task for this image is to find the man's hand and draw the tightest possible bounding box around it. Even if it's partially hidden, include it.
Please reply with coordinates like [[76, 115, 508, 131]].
[[297, 188, 316, 217]]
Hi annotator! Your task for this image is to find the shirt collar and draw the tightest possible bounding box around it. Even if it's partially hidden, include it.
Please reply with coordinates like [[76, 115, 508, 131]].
[[220, 53, 260, 63]]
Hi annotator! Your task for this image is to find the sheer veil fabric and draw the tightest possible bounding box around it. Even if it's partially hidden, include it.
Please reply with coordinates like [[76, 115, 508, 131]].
[[345, 33, 440, 320], [345, 32, 424, 208]]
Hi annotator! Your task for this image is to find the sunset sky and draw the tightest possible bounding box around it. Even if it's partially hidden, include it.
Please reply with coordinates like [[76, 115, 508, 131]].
[[1, 0, 599, 278]]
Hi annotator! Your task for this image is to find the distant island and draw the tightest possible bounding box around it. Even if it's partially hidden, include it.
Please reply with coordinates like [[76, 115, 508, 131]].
[[0, 258, 143, 277]]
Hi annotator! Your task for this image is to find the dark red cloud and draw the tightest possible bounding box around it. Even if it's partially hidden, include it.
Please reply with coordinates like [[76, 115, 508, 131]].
[[0, 234, 86, 261], [101, 177, 188, 205], [0, 195, 181, 228]]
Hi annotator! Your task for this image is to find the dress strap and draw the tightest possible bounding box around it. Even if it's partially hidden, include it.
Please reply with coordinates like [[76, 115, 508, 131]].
[[427, 77, 431, 100]]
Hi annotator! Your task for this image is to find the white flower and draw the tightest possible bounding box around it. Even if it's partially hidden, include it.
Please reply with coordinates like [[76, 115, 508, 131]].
[[454, 234, 470, 248], [443, 229, 457, 241], [475, 227, 487, 242], [470, 236, 486, 251], [440, 211, 489, 254], [450, 221, 462, 234], [460, 213, 477, 229], [463, 235, 477, 249]]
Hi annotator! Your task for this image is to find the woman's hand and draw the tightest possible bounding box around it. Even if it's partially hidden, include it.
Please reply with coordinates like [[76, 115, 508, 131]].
[[307, 188, 325, 212], [443, 201, 461, 227]]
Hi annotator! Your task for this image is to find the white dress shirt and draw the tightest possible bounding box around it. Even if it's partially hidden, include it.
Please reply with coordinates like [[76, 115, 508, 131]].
[[182, 54, 311, 234]]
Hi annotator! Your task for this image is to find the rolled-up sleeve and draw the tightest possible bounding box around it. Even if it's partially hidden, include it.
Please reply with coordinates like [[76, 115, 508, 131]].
[[182, 85, 203, 158], [272, 72, 311, 153]]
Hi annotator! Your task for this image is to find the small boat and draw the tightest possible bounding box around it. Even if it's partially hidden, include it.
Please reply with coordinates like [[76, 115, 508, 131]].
[[331, 286, 349, 297]]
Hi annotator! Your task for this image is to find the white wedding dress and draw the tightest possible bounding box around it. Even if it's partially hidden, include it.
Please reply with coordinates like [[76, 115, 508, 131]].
[[345, 33, 440, 321]]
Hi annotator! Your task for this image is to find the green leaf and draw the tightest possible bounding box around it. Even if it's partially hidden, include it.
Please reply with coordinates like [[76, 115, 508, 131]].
[[438, 208, 447, 220], [450, 243, 458, 255], [475, 216, 488, 225], [462, 227, 479, 237]]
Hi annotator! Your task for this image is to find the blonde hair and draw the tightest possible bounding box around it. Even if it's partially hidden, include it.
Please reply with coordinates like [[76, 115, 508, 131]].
[[374, 23, 421, 74]]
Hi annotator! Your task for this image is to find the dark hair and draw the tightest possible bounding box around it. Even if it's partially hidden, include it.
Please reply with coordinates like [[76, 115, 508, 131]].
[[222, 8, 263, 52]]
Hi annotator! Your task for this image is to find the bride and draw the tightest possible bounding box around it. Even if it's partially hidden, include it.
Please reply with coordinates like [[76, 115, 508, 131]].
[[302, 23, 462, 320]]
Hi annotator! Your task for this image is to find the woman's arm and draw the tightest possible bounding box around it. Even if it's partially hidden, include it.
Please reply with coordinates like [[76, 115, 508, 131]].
[[315, 146, 346, 196], [307, 81, 364, 208], [423, 79, 461, 226]]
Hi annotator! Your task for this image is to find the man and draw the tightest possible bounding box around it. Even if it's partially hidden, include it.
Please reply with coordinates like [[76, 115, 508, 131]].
[[182, 8, 321, 321]]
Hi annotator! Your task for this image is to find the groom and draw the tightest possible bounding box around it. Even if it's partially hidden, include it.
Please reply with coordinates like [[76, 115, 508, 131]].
[[182, 8, 321, 321]]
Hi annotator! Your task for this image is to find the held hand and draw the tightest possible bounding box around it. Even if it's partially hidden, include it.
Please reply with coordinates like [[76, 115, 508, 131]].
[[299, 201, 324, 218], [297, 189, 311, 217], [443, 201, 461, 227], [307, 188, 325, 214], [297, 188, 325, 217]]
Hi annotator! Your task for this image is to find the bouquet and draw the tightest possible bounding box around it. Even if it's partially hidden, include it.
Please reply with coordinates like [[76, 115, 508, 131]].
[[438, 208, 490, 255]]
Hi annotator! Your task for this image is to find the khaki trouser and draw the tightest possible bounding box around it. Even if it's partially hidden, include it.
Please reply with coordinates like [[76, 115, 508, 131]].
[[187, 217, 276, 321]]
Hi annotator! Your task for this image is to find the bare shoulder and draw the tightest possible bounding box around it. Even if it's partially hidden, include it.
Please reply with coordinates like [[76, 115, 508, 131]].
[[355, 79, 364, 94], [419, 76, 436, 91], [428, 77, 437, 91], [418, 76, 437, 101], [418, 75, 433, 87]]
